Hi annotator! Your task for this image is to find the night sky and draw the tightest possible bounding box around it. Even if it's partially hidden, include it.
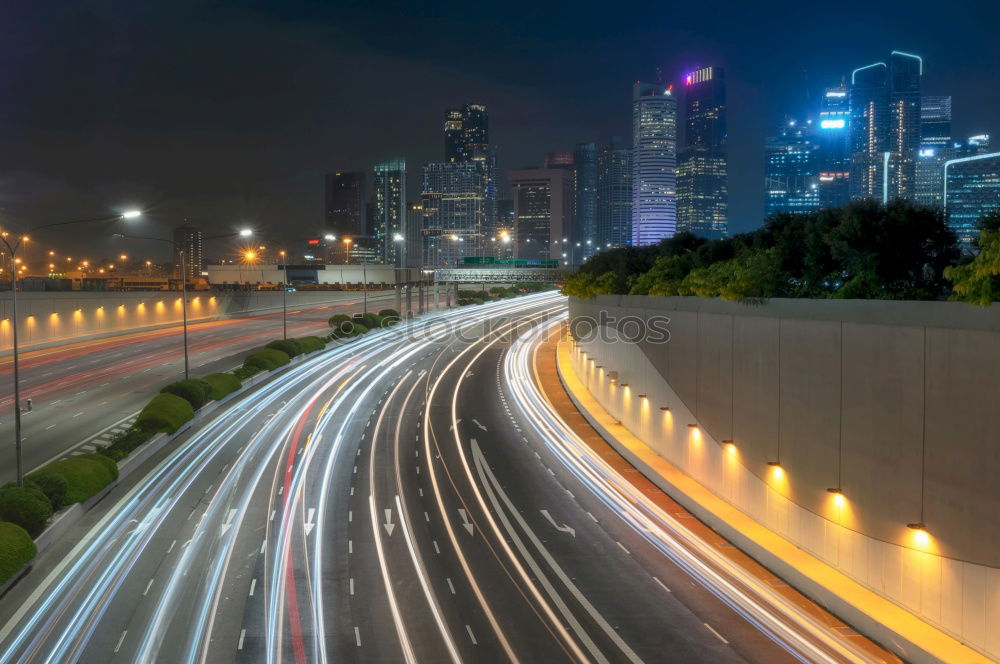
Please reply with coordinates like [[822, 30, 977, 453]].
[[1, 0, 998, 261]]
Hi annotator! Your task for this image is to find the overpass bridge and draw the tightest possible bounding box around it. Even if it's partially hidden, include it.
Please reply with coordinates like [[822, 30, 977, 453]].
[[432, 267, 570, 283]]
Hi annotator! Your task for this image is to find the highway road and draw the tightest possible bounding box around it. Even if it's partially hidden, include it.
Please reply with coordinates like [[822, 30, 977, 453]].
[[0, 290, 402, 484], [0, 292, 893, 663]]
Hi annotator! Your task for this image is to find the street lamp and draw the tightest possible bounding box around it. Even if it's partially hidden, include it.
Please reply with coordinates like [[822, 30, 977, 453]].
[[343, 237, 352, 265], [113, 227, 251, 384], [2, 210, 142, 486]]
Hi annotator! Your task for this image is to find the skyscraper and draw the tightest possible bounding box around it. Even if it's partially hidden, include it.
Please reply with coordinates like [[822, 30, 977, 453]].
[[508, 168, 573, 262], [373, 158, 406, 265], [443, 104, 496, 236], [573, 142, 598, 260], [849, 51, 922, 202], [597, 138, 632, 249], [631, 81, 677, 246], [817, 85, 851, 208], [920, 96, 952, 149], [420, 162, 485, 267], [324, 172, 365, 238], [172, 224, 203, 281], [677, 66, 728, 238], [764, 119, 821, 216], [944, 151, 1000, 247]]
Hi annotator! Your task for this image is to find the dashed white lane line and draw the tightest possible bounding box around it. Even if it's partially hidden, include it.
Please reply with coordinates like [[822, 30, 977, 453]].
[[465, 625, 478, 645], [354, 626, 362, 647], [653, 577, 672, 593], [616, 541, 630, 555], [586, 511, 598, 523], [446, 578, 456, 595], [167, 539, 176, 553], [260, 539, 266, 554], [432, 540, 440, 554], [114, 630, 127, 653], [45, 424, 56, 430], [73, 412, 83, 418], [349, 540, 353, 554], [143, 578, 154, 596], [704, 623, 729, 645], [249, 578, 257, 596], [238, 629, 246, 650]]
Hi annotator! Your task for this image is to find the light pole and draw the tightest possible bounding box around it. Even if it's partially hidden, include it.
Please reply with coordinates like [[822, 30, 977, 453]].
[[3, 210, 142, 486], [279, 250, 287, 340], [114, 227, 252, 384]]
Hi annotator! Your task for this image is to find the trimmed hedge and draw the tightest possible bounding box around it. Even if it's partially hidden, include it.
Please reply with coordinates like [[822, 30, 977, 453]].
[[98, 427, 152, 462], [202, 373, 242, 400], [352, 312, 383, 330], [377, 309, 401, 325], [232, 365, 261, 381], [243, 348, 290, 372], [0, 521, 36, 585], [136, 393, 195, 434], [24, 470, 68, 510], [42, 456, 117, 504], [328, 313, 351, 327], [160, 378, 213, 410], [296, 336, 325, 353], [266, 339, 302, 358], [0, 486, 52, 536]]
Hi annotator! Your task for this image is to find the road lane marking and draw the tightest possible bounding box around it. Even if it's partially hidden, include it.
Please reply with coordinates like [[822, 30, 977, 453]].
[[432, 540, 440, 554], [260, 539, 266, 554], [540, 510, 576, 537], [350, 578, 355, 595], [704, 623, 729, 644], [167, 539, 176, 553], [465, 625, 478, 645], [349, 540, 353, 554], [238, 629, 246, 650], [446, 578, 456, 594], [354, 626, 361, 646], [653, 577, 672, 593], [616, 541, 630, 555], [249, 578, 257, 596], [114, 630, 127, 653], [143, 578, 154, 596], [587, 512, 598, 523]]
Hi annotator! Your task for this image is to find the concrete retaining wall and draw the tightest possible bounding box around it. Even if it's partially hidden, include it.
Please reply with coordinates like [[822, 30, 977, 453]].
[[569, 294, 1000, 660], [0, 289, 391, 352]]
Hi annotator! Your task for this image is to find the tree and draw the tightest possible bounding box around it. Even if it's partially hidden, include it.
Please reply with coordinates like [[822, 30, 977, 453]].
[[946, 228, 1000, 305]]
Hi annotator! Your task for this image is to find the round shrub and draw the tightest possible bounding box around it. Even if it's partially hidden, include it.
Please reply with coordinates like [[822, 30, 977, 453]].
[[266, 339, 302, 357], [24, 470, 68, 510], [352, 312, 383, 330], [136, 393, 196, 434], [160, 378, 214, 410], [377, 309, 401, 325], [295, 336, 325, 353], [0, 486, 52, 536], [41, 456, 117, 504], [243, 348, 290, 372], [328, 313, 351, 327], [202, 373, 242, 399], [349, 323, 369, 336], [0, 521, 36, 585]]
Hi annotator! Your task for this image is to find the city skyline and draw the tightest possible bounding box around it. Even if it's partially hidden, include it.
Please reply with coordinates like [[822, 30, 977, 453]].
[[1, 1, 998, 257]]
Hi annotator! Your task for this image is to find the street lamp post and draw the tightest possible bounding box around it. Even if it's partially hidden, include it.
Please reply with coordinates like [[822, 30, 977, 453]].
[[114, 227, 252, 385], [279, 250, 287, 340], [2, 210, 141, 486]]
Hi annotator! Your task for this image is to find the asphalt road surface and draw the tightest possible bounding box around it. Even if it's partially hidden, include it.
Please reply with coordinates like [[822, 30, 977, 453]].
[[0, 292, 891, 663], [0, 290, 402, 484]]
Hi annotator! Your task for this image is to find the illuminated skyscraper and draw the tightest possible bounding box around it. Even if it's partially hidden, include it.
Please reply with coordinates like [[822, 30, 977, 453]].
[[944, 151, 1000, 247], [920, 96, 952, 149], [172, 224, 203, 281], [573, 142, 598, 260], [420, 162, 485, 267], [508, 168, 573, 262], [632, 81, 677, 245], [817, 85, 851, 207], [677, 66, 728, 238], [597, 138, 632, 249], [443, 103, 496, 235], [765, 119, 820, 216], [373, 158, 406, 265], [849, 51, 922, 202]]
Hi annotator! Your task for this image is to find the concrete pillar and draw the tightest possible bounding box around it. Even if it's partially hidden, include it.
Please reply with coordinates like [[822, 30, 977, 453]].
[[395, 284, 402, 314], [405, 285, 413, 317], [418, 281, 425, 315], [433, 282, 440, 310], [445, 283, 451, 308]]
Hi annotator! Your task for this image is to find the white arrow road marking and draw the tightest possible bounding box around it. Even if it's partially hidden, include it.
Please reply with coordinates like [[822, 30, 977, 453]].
[[304, 508, 316, 536], [540, 510, 575, 537], [384, 508, 395, 536], [220, 509, 238, 537], [465, 370, 474, 378], [457, 508, 474, 535], [471, 419, 488, 431], [448, 418, 463, 431]]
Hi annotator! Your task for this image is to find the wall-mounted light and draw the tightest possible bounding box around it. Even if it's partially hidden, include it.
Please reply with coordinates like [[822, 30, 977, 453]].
[[826, 487, 842, 494], [659, 406, 670, 411], [767, 461, 781, 467], [723, 440, 737, 455], [906, 522, 925, 530], [619, 383, 629, 388], [637, 394, 647, 399], [687, 423, 698, 428]]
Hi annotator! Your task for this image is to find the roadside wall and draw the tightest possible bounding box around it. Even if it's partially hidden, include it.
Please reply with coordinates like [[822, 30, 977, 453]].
[[569, 294, 1000, 659], [0, 290, 391, 352]]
